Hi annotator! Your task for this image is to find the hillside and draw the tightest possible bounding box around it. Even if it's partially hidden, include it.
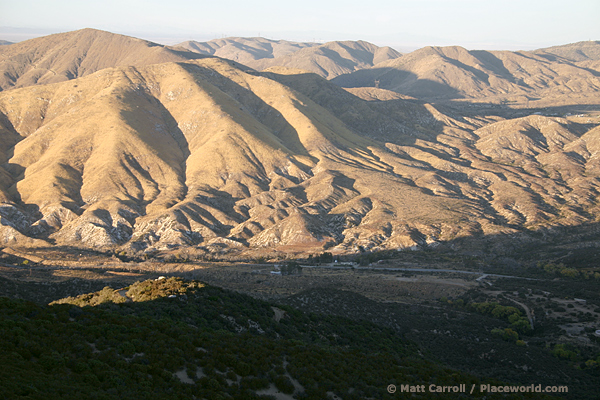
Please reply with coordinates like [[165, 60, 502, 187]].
[[179, 38, 402, 79], [0, 28, 206, 91], [332, 44, 600, 104], [0, 54, 599, 255]]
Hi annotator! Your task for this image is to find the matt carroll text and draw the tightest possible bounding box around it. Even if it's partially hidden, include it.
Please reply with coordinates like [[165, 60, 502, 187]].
[[389, 384, 469, 394]]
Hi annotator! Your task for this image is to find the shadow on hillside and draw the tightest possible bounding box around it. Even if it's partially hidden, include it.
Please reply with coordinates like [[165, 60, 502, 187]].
[[330, 63, 600, 120], [0, 113, 26, 202], [422, 95, 598, 123], [263, 69, 453, 147], [331, 67, 463, 100]]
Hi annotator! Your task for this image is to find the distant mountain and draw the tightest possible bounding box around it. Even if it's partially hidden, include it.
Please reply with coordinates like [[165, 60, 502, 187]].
[[0, 40, 13, 46], [176, 37, 318, 64], [0, 28, 207, 91], [1, 54, 599, 254], [332, 44, 600, 104], [178, 38, 402, 79], [534, 40, 600, 62]]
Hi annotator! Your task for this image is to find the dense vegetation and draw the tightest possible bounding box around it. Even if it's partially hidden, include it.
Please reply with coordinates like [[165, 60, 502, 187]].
[[0, 278, 559, 399]]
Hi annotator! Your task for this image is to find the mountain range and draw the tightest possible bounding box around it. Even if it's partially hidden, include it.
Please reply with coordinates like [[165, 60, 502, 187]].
[[333, 42, 600, 105], [0, 28, 599, 256], [177, 37, 402, 79]]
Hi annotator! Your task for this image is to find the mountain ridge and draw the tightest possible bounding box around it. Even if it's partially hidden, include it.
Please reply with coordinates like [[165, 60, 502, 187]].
[[0, 28, 208, 91]]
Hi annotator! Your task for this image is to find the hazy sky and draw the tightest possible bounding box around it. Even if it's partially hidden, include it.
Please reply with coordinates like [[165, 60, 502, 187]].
[[1, 0, 599, 51]]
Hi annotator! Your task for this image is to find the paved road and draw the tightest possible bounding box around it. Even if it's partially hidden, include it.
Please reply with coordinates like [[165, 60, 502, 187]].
[[301, 264, 541, 280]]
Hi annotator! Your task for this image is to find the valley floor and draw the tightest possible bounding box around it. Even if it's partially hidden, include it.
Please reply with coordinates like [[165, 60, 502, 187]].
[[1, 240, 600, 399]]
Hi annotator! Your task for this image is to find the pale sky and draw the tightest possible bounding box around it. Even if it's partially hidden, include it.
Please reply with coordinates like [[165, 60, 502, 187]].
[[1, 0, 599, 51]]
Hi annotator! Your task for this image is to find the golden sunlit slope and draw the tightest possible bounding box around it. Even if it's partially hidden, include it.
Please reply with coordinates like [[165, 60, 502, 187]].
[[0, 57, 599, 254], [332, 44, 600, 105], [0, 28, 207, 91], [180, 38, 402, 79]]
